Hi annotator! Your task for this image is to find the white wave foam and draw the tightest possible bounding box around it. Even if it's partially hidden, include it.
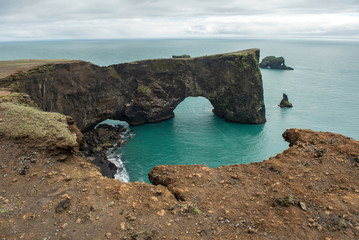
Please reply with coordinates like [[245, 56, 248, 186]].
[[107, 148, 130, 182]]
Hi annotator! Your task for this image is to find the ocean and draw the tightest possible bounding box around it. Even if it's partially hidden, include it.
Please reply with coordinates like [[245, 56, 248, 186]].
[[1, 39, 358, 182]]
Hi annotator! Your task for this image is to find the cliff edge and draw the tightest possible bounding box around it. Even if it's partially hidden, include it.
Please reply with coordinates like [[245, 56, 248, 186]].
[[1, 99, 358, 239], [1, 49, 265, 131]]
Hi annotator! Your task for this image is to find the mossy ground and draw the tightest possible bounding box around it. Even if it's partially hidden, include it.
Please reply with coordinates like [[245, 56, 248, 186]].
[[0, 92, 77, 148], [0, 59, 76, 79]]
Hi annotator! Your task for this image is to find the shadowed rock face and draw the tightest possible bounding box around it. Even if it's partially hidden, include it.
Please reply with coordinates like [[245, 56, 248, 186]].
[[2, 49, 265, 131], [279, 93, 293, 108]]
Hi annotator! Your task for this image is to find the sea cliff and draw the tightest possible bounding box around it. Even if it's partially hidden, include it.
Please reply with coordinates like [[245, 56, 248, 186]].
[[1, 49, 265, 131]]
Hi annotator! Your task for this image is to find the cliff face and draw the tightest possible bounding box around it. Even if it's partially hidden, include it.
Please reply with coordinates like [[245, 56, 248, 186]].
[[2, 49, 265, 131]]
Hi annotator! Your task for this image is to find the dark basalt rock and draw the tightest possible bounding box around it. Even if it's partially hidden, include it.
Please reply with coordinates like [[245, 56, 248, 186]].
[[2, 49, 266, 131], [279, 93, 293, 108], [259, 56, 293, 70], [82, 123, 127, 178], [172, 54, 191, 58]]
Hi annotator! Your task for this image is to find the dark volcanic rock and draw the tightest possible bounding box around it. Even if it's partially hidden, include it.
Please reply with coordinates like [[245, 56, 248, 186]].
[[83, 123, 127, 178], [2, 49, 266, 131], [172, 54, 191, 58], [279, 93, 293, 108], [259, 56, 293, 70]]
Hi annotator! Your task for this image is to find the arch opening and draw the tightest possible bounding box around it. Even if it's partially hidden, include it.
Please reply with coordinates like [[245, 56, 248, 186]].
[[173, 96, 215, 122]]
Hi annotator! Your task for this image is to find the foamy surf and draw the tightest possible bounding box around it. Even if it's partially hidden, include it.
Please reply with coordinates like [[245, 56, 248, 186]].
[[98, 119, 135, 182], [107, 149, 130, 182]]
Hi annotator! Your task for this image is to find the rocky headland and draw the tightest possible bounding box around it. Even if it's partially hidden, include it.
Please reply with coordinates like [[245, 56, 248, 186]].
[[1, 49, 265, 131], [1, 53, 358, 239]]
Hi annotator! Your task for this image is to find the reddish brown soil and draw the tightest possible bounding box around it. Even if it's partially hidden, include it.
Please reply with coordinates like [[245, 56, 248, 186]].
[[1, 129, 358, 239]]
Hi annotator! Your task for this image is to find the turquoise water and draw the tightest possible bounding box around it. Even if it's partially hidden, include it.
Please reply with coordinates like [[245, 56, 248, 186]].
[[1, 39, 358, 182]]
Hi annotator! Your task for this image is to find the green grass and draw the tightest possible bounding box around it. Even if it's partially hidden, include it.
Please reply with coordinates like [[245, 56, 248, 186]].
[[138, 85, 150, 94], [108, 67, 121, 79], [193, 207, 201, 215], [0, 94, 77, 147]]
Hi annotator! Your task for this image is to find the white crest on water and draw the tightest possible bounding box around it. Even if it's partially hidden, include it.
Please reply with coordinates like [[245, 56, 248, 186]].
[[107, 149, 130, 182]]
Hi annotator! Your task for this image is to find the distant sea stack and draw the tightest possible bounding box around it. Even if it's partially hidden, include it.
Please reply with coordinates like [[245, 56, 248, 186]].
[[172, 54, 191, 59], [259, 56, 294, 70], [279, 93, 293, 108]]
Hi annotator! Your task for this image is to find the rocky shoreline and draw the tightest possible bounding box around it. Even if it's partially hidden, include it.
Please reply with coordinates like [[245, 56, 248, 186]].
[[82, 123, 130, 178]]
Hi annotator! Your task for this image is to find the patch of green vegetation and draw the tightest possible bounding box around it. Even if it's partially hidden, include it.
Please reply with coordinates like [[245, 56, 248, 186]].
[[0, 98, 77, 147], [226, 59, 237, 67], [193, 207, 201, 215], [38, 65, 55, 72], [232, 52, 248, 57], [149, 60, 177, 72], [138, 85, 150, 94], [274, 195, 299, 207], [108, 67, 121, 79], [9, 81, 22, 92], [219, 96, 232, 108], [0, 208, 8, 215], [242, 61, 251, 69]]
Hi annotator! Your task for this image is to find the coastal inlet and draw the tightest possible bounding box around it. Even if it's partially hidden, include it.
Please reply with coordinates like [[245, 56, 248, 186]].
[[82, 120, 134, 182]]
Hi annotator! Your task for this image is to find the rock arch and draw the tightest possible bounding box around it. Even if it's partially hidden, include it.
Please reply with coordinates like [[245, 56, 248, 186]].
[[3, 49, 266, 131]]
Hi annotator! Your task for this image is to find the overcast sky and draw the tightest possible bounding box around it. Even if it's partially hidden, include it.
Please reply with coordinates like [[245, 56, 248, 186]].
[[0, 0, 358, 41]]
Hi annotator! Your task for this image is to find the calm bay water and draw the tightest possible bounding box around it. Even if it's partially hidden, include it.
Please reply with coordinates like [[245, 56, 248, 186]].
[[1, 39, 358, 182]]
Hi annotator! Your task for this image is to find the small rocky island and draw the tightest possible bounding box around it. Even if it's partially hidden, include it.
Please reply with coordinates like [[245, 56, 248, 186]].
[[279, 93, 293, 108], [259, 56, 294, 70]]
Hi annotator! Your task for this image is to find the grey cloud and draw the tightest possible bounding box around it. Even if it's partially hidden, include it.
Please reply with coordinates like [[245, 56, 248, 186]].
[[0, 0, 358, 40]]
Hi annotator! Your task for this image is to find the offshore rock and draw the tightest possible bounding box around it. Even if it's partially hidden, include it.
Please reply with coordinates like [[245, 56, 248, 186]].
[[1, 49, 265, 131], [279, 93, 293, 108], [259, 56, 294, 70]]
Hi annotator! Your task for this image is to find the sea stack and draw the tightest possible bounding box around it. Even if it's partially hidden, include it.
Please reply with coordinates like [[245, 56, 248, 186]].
[[259, 56, 293, 70], [279, 93, 293, 108]]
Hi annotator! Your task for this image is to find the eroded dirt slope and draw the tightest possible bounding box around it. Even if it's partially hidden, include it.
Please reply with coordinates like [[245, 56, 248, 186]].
[[0, 89, 358, 240]]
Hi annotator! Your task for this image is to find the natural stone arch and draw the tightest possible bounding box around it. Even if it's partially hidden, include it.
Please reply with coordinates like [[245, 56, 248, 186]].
[[113, 49, 265, 127], [3, 49, 266, 131]]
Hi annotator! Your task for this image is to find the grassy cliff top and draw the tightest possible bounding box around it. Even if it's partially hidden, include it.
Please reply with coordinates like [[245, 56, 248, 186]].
[[0, 59, 81, 79], [0, 91, 78, 149]]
